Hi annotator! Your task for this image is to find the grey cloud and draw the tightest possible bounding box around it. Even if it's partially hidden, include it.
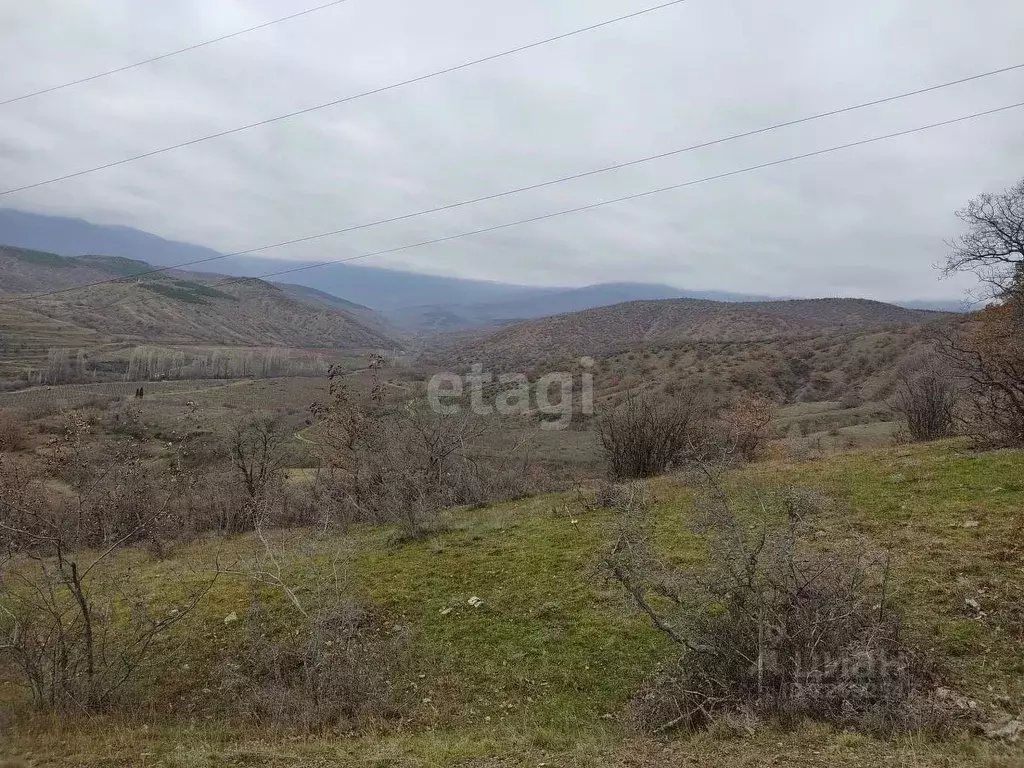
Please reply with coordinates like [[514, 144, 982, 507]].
[[1, 0, 1022, 302]]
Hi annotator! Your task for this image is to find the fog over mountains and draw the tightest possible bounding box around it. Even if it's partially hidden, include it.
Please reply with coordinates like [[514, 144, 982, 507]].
[[0, 208, 963, 330]]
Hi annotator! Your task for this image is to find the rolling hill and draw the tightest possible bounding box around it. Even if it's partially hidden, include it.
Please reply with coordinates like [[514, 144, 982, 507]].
[[384, 282, 731, 333], [0, 246, 400, 380], [0, 208, 964, 324], [0, 246, 156, 295], [425, 296, 949, 369]]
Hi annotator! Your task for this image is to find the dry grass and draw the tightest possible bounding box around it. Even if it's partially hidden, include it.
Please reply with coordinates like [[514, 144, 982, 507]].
[[1, 441, 1021, 766]]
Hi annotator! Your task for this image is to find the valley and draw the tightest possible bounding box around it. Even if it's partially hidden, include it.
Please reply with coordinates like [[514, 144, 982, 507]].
[[0, 195, 1021, 768]]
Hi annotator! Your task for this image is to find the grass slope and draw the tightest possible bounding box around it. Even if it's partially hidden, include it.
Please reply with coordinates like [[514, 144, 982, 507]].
[[3, 442, 1023, 766]]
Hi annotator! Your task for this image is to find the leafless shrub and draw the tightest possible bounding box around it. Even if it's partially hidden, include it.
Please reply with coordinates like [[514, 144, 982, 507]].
[[891, 366, 957, 442], [779, 486, 833, 519], [0, 414, 222, 712], [3, 414, 170, 551], [0, 409, 27, 452], [938, 310, 1024, 447], [312, 369, 546, 539], [722, 393, 778, 462], [604, 469, 953, 737], [597, 389, 710, 479], [0, 477, 216, 711], [228, 597, 410, 732], [839, 390, 864, 409], [223, 539, 411, 732]]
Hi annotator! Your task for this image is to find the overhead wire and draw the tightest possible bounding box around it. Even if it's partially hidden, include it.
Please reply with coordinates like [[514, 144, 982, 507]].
[[4, 63, 1023, 303], [0, 0, 693, 197], [0, 0, 354, 107]]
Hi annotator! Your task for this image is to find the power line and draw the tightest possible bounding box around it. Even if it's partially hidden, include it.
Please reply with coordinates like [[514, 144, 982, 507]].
[[8, 102, 1023, 304], [0, 0, 353, 107], [0, 0, 692, 198], [6, 63, 1023, 303], [203, 101, 1024, 289]]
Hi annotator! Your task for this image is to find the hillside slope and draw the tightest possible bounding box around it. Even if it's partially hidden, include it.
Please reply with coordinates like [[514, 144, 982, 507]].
[[6, 442, 1022, 766], [427, 297, 948, 368], [0, 246, 155, 294], [275, 282, 401, 339], [16, 277, 396, 349], [0, 252, 400, 384]]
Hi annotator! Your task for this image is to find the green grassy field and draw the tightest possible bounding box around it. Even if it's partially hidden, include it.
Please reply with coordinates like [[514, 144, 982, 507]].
[[2, 440, 1022, 767]]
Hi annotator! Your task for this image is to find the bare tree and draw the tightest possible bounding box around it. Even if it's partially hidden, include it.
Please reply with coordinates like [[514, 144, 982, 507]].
[[230, 413, 290, 503], [938, 312, 1024, 445], [940, 179, 1024, 445], [944, 177, 1024, 303]]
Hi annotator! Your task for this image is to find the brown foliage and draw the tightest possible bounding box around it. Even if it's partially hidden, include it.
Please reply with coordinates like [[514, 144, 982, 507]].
[[604, 472, 952, 736], [891, 365, 957, 442], [722, 393, 777, 461], [940, 306, 1024, 446], [596, 389, 709, 479], [0, 408, 26, 452]]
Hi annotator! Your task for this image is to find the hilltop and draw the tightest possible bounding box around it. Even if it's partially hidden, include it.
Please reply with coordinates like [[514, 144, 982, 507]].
[[427, 296, 949, 369]]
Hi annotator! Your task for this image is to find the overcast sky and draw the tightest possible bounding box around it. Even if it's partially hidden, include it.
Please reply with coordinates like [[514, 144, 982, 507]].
[[1, 0, 1022, 302]]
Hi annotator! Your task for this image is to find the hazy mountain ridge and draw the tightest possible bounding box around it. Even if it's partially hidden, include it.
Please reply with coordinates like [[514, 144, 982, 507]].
[[425, 296, 949, 369], [0, 208, 551, 310], [0, 208, 963, 322]]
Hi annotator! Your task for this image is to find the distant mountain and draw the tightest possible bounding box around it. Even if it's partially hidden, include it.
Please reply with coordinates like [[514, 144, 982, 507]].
[[897, 298, 973, 312], [0, 208, 225, 273], [0, 208, 552, 311], [385, 283, 781, 333], [425, 297, 950, 369], [0, 246, 398, 353], [274, 282, 401, 339], [0, 208, 967, 326]]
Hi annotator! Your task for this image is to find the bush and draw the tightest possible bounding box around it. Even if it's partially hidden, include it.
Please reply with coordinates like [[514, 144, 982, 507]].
[[222, 542, 412, 732], [227, 596, 411, 731], [0, 409, 26, 452], [939, 307, 1024, 446], [589, 480, 650, 512], [596, 389, 708, 479], [313, 372, 547, 538], [722, 393, 777, 461], [0, 442, 215, 712], [891, 367, 956, 442], [605, 472, 953, 736]]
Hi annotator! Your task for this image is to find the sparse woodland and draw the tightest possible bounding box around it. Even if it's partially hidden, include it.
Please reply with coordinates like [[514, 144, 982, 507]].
[[1, 184, 1023, 765]]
